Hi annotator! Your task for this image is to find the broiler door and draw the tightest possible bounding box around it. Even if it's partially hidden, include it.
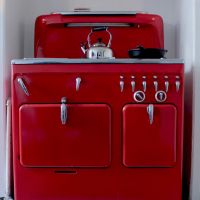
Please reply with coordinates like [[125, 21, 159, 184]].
[[19, 103, 111, 168], [123, 104, 177, 167]]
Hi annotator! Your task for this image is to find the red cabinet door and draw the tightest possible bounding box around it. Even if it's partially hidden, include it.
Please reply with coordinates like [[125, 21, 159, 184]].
[[19, 104, 111, 167], [123, 104, 177, 167]]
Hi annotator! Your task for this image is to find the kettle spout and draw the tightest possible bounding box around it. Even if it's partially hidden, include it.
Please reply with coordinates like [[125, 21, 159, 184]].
[[81, 43, 87, 54]]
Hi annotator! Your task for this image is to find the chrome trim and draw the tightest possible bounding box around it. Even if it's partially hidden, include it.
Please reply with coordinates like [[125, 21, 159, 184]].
[[17, 78, 29, 96], [61, 97, 67, 125], [11, 58, 185, 65], [76, 77, 81, 91], [52, 11, 137, 16], [147, 104, 154, 125], [65, 23, 132, 27]]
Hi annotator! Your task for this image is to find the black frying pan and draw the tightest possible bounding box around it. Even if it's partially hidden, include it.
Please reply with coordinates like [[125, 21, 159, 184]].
[[128, 46, 168, 58]]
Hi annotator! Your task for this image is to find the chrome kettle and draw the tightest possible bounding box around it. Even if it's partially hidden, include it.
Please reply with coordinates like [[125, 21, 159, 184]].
[[81, 27, 114, 59]]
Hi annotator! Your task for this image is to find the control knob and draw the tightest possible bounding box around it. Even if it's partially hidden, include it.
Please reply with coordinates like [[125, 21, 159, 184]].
[[155, 90, 167, 102], [134, 91, 145, 102]]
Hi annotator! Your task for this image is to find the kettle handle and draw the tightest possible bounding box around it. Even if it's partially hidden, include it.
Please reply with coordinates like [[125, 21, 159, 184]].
[[87, 27, 112, 48]]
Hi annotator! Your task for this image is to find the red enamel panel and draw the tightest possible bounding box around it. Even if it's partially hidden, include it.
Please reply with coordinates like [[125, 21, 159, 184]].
[[123, 104, 177, 167], [12, 62, 184, 200], [19, 104, 111, 167], [35, 13, 164, 58]]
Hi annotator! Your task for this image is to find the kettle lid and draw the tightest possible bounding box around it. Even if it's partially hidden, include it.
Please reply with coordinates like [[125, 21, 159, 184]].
[[93, 38, 106, 47]]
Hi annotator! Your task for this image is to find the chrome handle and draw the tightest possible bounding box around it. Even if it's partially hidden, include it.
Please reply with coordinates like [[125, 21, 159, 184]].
[[106, 28, 112, 48], [176, 81, 180, 92], [147, 104, 154, 125], [154, 81, 158, 92], [76, 77, 81, 91], [165, 81, 169, 92], [120, 76, 124, 92], [120, 81, 124, 92], [142, 81, 146, 92], [17, 78, 29, 96], [61, 97, 67, 125], [131, 81, 135, 92]]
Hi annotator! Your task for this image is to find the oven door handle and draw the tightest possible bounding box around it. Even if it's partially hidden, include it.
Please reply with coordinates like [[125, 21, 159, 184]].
[[61, 97, 67, 125], [147, 104, 154, 125]]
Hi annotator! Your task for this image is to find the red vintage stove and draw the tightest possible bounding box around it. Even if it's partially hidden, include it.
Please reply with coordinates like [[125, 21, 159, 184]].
[[12, 12, 184, 200]]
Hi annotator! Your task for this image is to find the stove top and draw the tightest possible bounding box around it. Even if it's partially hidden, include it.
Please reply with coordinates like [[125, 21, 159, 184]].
[[12, 58, 184, 65]]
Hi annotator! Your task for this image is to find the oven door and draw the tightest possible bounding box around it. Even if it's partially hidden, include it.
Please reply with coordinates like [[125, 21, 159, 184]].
[[123, 104, 177, 167], [19, 104, 111, 168]]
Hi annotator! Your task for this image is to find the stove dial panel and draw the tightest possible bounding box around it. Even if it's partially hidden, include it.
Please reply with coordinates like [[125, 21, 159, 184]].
[[155, 90, 167, 102], [133, 91, 146, 102]]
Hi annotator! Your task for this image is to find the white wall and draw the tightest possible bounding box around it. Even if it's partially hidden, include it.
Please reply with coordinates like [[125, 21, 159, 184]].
[[0, 0, 5, 196], [190, 0, 200, 199], [0, 0, 25, 197], [176, 0, 195, 200]]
